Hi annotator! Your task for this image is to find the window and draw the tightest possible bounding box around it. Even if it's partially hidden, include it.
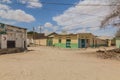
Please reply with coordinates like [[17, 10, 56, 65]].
[[59, 39, 61, 43]]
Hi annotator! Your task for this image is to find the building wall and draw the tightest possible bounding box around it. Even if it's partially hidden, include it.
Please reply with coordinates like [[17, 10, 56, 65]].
[[111, 39, 116, 46], [53, 38, 59, 44], [0, 35, 7, 49], [34, 39, 47, 46], [107, 40, 112, 47], [47, 33, 108, 48], [89, 38, 94, 47], [77, 33, 94, 48], [116, 38, 120, 48], [0, 24, 27, 49], [51, 34, 94, 48], [70, 39, 78, 48], [6, 26, 27, 48], [51, 34, 78, 48], [96, 38, 107, 47]]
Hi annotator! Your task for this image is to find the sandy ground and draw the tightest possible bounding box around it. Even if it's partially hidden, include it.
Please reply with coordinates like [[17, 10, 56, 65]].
[[0, 46, 120, 80]]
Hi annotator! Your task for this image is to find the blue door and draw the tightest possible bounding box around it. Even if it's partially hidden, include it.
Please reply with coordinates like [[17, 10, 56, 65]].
[[81, 39, 86, 48], [78, 39, 86, 48]]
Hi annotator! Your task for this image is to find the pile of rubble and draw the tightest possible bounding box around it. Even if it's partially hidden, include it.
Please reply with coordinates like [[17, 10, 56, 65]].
[[96, 48, 120, 59]]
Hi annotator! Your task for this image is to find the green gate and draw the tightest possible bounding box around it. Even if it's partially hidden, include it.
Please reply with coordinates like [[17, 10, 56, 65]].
[[47, 38, 53, 46], [66, 39, 71, 48], [78, 39, 86, 48]]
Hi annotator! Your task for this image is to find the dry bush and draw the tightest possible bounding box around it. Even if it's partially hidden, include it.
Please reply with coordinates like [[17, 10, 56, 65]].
[[101, 0, 120, 27]]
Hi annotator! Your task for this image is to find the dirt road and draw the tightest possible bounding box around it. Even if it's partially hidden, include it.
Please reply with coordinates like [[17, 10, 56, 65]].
[[0, 46, 120, 80]]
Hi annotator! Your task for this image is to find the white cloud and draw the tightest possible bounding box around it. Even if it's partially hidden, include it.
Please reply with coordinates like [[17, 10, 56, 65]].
[[53, 0, 110, 32], [0, 4, 35, 22], [0, 3, 10, 10], [20, 0, 42, 8], [0, 0, 11, 3], [89, 27, 100, 31], [76, 28, 86, 33], [53, 26, 59, 32], [44, 22, 53, 28], [43, 29, 50, 34], [43, 22, 59, 32]]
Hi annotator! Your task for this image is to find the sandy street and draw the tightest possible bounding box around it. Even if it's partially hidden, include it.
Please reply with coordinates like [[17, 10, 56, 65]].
[[0, 46, 120, 80]]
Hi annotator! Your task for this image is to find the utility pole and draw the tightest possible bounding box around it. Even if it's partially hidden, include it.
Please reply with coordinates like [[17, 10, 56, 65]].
[[33, 27, 37, 46], [33, 27, 35, 46], [39, 25, 42, 46], [40, 26, 42, 33]]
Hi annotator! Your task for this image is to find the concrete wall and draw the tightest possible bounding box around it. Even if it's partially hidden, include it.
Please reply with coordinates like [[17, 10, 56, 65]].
[[116, 39, 120, 48], [16, 33, 23, 48], [0, 35, 7, 49], [96, 38, 107, 47], [53, 38, 59, 44], [52, 35, 78, 48], [0, 24, 27, 49], [7, 25, 27, 48], [48, 33, 108, 48], [34, 39, 47, 46]]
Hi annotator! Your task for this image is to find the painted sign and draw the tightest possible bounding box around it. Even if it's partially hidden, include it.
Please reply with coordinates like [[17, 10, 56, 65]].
[[1, 35, 7, 49], [0, 23, 6, 34]]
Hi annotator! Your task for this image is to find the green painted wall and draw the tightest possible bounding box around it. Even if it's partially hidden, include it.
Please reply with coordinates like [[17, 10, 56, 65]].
[[71, 43, 78, 48], [54, 43, 66, 48], [54, 43, 107, 48], [116, 39, 120, 48], [54, 43, 78, 48]]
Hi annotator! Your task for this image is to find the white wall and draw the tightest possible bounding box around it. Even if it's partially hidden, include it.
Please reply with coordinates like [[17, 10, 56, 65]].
[[1, 35, 7, 49], [16, 33, 23, 48]]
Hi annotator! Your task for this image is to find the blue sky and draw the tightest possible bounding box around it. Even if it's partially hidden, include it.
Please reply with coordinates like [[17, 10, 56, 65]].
[[0, 0, 118, 37]]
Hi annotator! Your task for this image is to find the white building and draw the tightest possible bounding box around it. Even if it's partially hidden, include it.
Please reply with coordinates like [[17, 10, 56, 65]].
[[0, 23, 27, 49]]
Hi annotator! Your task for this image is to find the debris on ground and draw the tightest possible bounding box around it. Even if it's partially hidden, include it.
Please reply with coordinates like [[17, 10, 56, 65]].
[[96, 48, 120, 59]]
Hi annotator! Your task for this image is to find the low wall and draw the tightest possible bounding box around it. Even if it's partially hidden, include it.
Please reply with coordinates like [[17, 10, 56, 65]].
[[54, 43, 78, 48], [0, 48, 26, 54]]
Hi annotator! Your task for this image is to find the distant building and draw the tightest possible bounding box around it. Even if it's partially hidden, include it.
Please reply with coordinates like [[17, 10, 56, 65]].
[[116, 37, 120, 48], [47, 33, 108, 48], [27, 33, 48, 46], [0, 23, 27, 49], [96, 36, 113, 47]]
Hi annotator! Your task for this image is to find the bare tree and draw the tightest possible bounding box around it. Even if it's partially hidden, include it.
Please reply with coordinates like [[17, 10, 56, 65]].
[[101, 0, 120, 27]]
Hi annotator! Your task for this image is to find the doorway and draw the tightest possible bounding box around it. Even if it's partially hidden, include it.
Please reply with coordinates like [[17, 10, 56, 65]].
[[66, 39, 71, 48], [7, 41, 15, 48], [78, 39, 86, 48]]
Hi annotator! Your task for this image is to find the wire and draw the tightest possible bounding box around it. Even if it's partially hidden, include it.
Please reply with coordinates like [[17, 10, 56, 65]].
[[36, 7, 105, 18]]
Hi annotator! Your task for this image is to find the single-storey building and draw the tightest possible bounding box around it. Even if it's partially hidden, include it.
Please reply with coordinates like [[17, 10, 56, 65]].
[[96, 36, 113, 47], [47, 33, 108, 48], [0, 23, 27, 49], [27, 33, 47, 46], [116, 37, 120, 48]]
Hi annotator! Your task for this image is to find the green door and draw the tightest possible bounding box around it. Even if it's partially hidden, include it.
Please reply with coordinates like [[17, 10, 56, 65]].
[[81, 39, 86, 48], [78, 39, 86, 48], [47, 38, 53, 46], [66, 39, 71, 48]]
